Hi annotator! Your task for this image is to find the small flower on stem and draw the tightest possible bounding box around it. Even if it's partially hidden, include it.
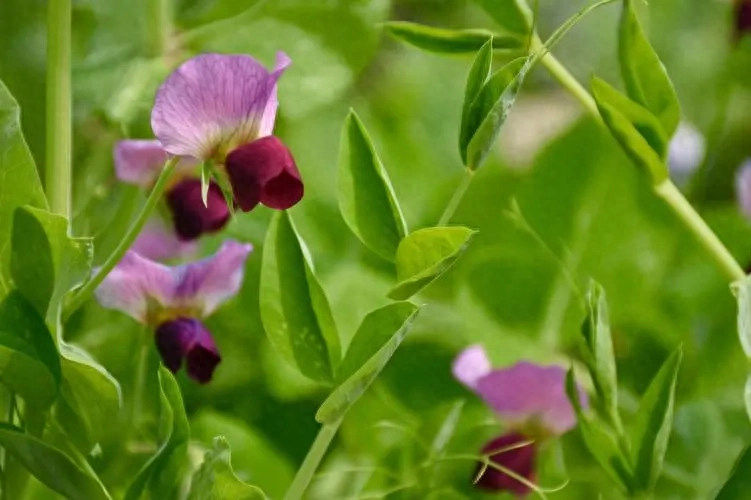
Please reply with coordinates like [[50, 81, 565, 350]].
[[452, 345, 587, 497], [95, 241, 252, 383], [151, 52, 304, 212]]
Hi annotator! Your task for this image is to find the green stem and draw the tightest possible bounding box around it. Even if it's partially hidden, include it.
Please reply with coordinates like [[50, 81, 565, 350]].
[[148, 0, 173, 57], [64, 158, 179, 317], [655, 181, 745, 282], [438, 169, 474, 226], [283, 419, 342, 500], [539, 44, 745, 283], [46, 0, 72, 217]]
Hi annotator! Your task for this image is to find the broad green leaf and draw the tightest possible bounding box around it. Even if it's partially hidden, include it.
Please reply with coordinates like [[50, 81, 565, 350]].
[[473, 0, 533, 36], [125, 367, 189, 500], [10, 206, 93, 327], [565, 368, 632, 492], [338, 110, 408, 261], [716, 446, 751, 500], [0, 292, 60, 409], [192, 411, 294, 499], [591, 77, 668, 184], [465, 58, 528, 170], [580, 281, 619, 426], [0, 81, 47, 298], [629, 347, 682, 492], [260, 211, 340, 382], [618, 0, 680, 136], [56, 344, 122, 454], [731, 276, 751, 357], [188, 437, 266, 500], [459, 39, 493, 165], [317, 303, 421, 423], [384, 22, 522, 54], [388, 227, 476, 300], [0, 423, 110, 500]]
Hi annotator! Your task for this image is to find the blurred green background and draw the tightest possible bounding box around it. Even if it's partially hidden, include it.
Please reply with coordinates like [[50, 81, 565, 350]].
[[3, 0, 751, 498]]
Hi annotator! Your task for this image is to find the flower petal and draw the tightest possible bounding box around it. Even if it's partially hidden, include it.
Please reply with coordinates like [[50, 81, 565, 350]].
[[475, 433, 536, 495], [452, 344, 493, 390], [736, 159, 751, 217], [151, 52, 290, 160], [473, 361, 585, 436], [171, 240, 253, 316], [166, 178, 231, 240], [94, 251, 175, 323], [114, 140, 168, 187], [259, 52, 292, 137], [155, 317, 220, 383], [131, 218, 198, 262], [225, 136, 303, 211]]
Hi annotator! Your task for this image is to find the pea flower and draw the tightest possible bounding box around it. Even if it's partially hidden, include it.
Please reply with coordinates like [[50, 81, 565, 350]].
[[667, 123, 705, 187], [95, 240, 252, 383], [736, 159, 751, 218], [115, 139, 231, 242], [452, 345, 587, 496], [151, 52, 303, 213], [130, 218, 197, 262]]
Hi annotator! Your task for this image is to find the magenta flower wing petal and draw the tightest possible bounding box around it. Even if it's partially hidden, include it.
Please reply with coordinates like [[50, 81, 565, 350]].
[[452, 344, 493, 390], [114, 140, 168, 187], [172, 240, 253, 316], [130, 218, 198, 262], [474, 362, 585, 436], [151, 53, 290, 159], [94, 251, 176, 323]]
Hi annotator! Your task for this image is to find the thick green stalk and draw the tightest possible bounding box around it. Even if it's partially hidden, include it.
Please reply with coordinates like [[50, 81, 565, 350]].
[[46, 0, 72, 217], [438, 168, 475, 226], [148, 0, 173, 57], [539, 47, 745, 283], [64, 158, 179, 317], [283, 419, 343, 500]]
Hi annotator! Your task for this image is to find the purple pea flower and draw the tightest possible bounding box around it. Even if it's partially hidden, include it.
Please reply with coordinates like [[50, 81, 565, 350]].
[[736, 159, 751, 218], [95, 241, 252, 383], [452, 345, 587, 497], [150, 52, 303, 213], [130, 218, 198, 262], [114, 139, 231, 242]]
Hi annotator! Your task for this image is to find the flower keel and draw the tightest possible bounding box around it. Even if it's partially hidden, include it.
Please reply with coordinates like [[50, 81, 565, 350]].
[[156, 317, 220, 383]]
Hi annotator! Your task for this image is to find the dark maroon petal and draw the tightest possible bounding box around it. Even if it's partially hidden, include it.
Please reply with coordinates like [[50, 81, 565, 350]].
[[474, 433, 536, 496], [737, 0, 751, 40], [225, 136, 304, 212], [166, 178, 231, 241], [155, 318, 221, 384]]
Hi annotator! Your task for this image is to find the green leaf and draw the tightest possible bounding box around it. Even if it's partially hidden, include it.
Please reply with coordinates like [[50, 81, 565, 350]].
[[383, 22, 522, 54], [317, 303, 421, 423], [10, 206, 93, 327], [716, 445, 751, 500], [459, 39, 493, 165], [629, 347, 682, 492], [0, 423, 110, 500], [0, 292, 60, 409], [188, 437, 266, 500], [618, 0, 680, 136], [192, 411, 294, 499], [260, 211, 340, 382], [731, 276, 751, 357], [465, 58, 528, 170], [56, 344, 122, 454], [0, 81, 47, 299], [591, 76, 669, 184], [580, 281, 619, 426], [125, 367, 190, 500], [565, 368, 632, 492], [338, 110, 408, 261], [473, 0, 533, 36], [388, 227, 476, 300]]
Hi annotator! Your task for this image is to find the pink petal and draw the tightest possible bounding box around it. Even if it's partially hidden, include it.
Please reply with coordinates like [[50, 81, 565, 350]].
[[452, 344, 493, 390], [130, 218, 198, 262], [151, 52, 291, 160], [114, 140, 168, 187]]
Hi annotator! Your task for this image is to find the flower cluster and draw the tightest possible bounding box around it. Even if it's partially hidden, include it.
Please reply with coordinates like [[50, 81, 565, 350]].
[[452, 345, 587, 496]]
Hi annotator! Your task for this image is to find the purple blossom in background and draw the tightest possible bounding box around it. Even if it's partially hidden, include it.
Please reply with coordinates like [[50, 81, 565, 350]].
[[452, 345, 587, 497], [736, 0, 751, 40], [95, 241, 252, 383], [667, 123, 705, 187], [735, 159, 751, 218], [130, 218, 197, 262], [114, 140, 231, 243], [151, 52, 303, 213]]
